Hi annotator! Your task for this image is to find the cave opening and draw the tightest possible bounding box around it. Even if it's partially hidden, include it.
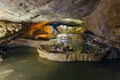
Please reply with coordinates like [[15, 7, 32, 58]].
[[23, 19, 84, 40]]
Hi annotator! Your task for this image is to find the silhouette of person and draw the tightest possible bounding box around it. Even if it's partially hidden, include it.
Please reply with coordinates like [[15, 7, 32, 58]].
[[46, 21, 81, 35], [52, 23, 60, 34]]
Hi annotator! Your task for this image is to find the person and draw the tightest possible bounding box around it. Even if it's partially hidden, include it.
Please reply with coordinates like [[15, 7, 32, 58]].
[[52, 23, 60, 34], [52, 44, 59, 51]]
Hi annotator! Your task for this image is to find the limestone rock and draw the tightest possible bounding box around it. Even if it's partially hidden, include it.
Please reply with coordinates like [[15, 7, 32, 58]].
[[0, 21, 22, 38], [83, 0, 120, 48], [0, 0, 100, 22]]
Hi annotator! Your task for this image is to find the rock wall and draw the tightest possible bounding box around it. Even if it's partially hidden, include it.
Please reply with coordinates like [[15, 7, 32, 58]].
[[37, 48, 104, 62], [0, 21, 22, 38], [83, 0, 120, 48], [37, 48, 120, 62], [0, 21, 29, 45]]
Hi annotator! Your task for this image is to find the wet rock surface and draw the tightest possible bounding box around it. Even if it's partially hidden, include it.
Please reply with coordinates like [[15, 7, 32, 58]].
[[37, 46, 104, 62], [37, 43, 120, 62]]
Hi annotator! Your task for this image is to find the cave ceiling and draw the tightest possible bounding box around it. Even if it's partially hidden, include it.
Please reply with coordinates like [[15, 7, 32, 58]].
[[0, 0, 100, 22]]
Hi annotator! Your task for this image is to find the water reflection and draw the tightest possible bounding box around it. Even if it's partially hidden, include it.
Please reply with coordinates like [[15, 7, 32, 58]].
[[0, 65, 14, 80], [0, 47, 120, 80]]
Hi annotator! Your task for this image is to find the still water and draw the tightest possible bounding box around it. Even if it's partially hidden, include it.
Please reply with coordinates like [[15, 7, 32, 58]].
[[0, 47, 120, 80]]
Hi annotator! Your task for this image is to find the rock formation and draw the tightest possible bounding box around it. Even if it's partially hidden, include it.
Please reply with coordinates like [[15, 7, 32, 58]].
[[0, 21, 29, 45], [0, 0, 100, 22], [0, 0, 119, 49], [83, 0, 120, 48]]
